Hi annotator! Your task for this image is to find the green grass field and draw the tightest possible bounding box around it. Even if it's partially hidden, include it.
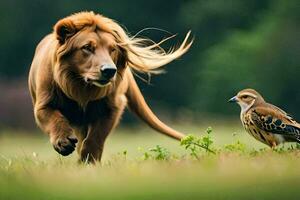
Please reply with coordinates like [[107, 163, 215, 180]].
[[1, 123, 300, 200]]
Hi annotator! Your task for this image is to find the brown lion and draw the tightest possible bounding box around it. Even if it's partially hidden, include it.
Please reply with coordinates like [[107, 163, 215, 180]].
[[28, 11, 192, 163]]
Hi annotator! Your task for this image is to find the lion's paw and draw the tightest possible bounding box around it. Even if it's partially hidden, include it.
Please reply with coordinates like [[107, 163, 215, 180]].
[[51, 134, 78, 156]]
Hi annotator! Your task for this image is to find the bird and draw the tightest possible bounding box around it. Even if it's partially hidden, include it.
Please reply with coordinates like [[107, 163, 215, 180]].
[[228, 88, 300, 148]]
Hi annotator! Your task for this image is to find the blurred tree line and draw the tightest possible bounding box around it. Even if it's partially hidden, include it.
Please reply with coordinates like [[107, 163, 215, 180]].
[[0, 0, 299, 128]]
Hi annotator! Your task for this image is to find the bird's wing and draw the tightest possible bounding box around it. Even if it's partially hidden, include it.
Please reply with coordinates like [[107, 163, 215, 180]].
[[266, 103, 297, 124], [250, 106, 300, 141]]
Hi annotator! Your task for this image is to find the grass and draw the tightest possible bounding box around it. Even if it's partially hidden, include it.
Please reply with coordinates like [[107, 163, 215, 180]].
[[1, 123, 300, 200]]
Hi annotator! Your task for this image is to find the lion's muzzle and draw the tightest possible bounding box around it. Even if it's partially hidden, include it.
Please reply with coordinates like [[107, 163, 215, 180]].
[[89, 64, 117, 87]]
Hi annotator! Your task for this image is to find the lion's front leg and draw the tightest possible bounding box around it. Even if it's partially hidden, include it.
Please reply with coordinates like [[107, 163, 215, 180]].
[[35, 106, 78, 156], [80, 96, 126, 163], [79, 110, 122, 163], [79, 124, 107, 163]]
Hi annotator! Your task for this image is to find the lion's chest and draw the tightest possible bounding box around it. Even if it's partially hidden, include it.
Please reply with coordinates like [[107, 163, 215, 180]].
[[51, 90, 112, 126]]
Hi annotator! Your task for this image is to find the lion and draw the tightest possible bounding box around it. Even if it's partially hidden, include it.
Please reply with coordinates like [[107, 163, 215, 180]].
[[28, 11, 193, 163]]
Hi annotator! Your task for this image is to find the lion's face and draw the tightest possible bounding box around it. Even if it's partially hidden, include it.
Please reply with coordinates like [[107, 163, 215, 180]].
[[56, 26, 126, 88]]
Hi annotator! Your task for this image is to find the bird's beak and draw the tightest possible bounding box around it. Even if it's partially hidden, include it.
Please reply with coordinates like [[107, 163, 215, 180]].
[[228, 96, 237, 103]]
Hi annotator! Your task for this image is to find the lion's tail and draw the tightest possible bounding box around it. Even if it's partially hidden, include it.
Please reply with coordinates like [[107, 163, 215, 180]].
[[125, 71, 185, 141]]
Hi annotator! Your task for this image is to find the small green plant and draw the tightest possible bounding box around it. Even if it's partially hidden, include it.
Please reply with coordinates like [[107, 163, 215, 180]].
[[202, 127, 214, 152], [139, 145, 170, 161], [149, 145, 170, 160], [142, 152, 151, 160], [224, 140, 246, 153], [180, 127, 216, 159]]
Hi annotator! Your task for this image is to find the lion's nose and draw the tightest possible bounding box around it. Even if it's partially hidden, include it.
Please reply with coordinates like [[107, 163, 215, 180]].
[[100, 64, 117, 79]]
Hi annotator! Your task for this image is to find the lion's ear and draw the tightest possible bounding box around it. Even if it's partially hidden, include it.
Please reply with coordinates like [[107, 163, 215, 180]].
[[54, 19, 76, 44]]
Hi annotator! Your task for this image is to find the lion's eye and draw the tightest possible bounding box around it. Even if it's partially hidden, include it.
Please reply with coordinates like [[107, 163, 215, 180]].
[[81, 44, 94, 53], [109, 47, 116, 54]]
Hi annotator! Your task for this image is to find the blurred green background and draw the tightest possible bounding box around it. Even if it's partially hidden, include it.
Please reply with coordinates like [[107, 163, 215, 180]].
[[0, 0, 299, 129]]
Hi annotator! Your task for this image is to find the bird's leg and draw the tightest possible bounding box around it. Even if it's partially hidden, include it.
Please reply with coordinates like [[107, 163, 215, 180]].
[[271, 141, 277, 149]]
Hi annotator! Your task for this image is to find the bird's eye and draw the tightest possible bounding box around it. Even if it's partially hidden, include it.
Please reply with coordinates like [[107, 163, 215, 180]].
[[81, 44, 94, 53], [242, 95, 249, 99]]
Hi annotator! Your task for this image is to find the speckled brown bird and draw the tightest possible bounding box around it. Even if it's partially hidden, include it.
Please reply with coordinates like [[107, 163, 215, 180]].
[[229, 89, 300, 147]]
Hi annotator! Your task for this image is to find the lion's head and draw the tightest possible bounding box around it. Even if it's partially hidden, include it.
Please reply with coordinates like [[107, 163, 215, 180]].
[[52, 11, 192, 105]]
